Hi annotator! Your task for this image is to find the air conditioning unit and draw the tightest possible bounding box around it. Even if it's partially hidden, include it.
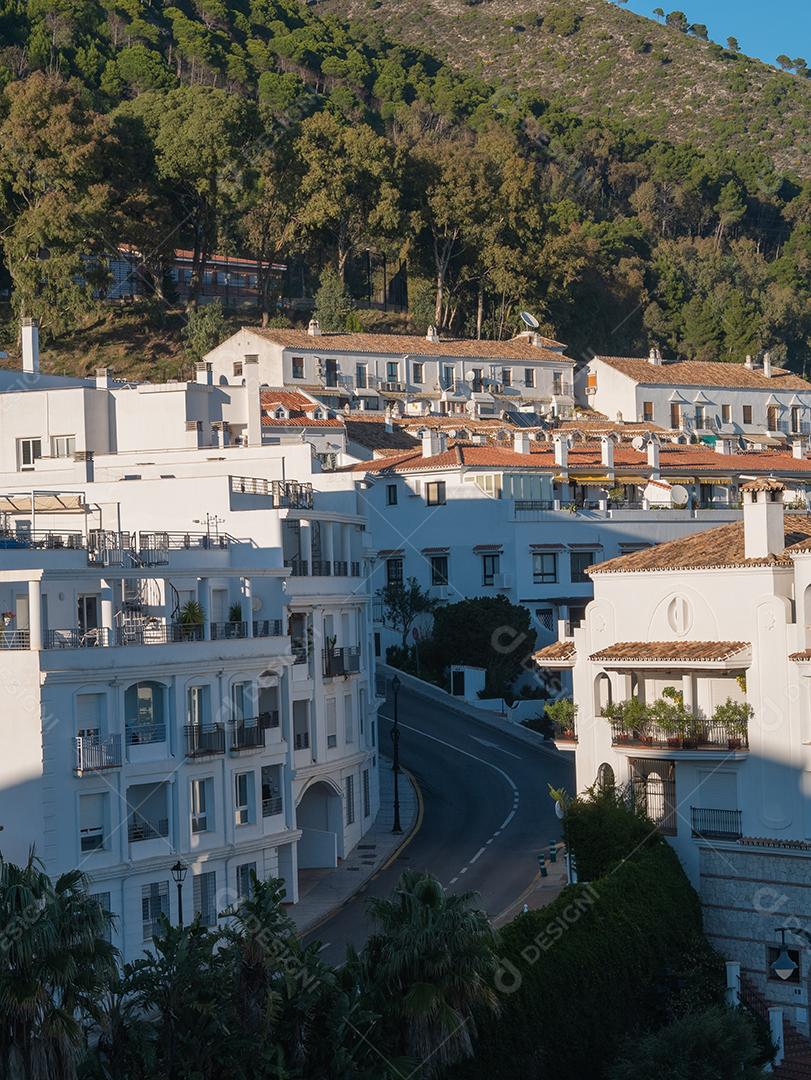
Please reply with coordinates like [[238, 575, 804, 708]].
[[493, 573, 514, 590]]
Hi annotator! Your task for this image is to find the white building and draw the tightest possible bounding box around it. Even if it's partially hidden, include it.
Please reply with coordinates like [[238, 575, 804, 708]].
[[341, 429, 811, 657], [0, 323, 380, 959], [534, 481, 811, 1029], [581, 351, 811, 442], [203, 324, 576, 419]]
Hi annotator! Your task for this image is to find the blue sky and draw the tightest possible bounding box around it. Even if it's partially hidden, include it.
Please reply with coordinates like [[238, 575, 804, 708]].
[[616, 1, 811, 67]]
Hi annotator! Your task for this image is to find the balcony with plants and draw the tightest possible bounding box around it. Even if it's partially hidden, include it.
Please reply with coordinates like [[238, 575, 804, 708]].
[[547, 698, 578, 748], [604, 690, 751, 752]]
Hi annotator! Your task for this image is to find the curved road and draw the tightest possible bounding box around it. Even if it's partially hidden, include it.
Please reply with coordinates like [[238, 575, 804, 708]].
[[304, 682, 574, 965]]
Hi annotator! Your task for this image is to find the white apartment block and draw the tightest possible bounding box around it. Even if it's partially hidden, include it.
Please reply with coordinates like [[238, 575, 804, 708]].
[[581, 350, 811, 442], [535, 483, 811, 1030], [203, 323, 576, 419], [342, 429, 811, 657], [0, 322, 380, 960]]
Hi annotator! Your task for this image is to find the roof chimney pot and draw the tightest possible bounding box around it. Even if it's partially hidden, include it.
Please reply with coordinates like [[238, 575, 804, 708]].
[[21, 317, 40, 374], [742, 480, 785, 559], [307, 318, 321, 337]]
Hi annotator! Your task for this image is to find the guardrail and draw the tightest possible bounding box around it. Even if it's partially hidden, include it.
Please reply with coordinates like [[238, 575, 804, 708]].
[[0, 529, 84, 550], [0, 629, 31, 649], [262, 795, 283, 816], [74, 734, 122, 772], [230, 476, 314, 508], [211, 621, 247, 640], [184, 723, 226, 756], [128, 816, 169, 843], [48, 627, 111, 649], [231, 719, 266, 751], [611, 720, 748, 750], [125, 722, 166, 746], [690, 807, 743, 840], [323, 645, 361, 677]]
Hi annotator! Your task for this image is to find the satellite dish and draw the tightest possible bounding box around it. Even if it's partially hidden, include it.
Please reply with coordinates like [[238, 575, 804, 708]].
[[671, 485, 689, 506], [520, 311, 540, 330], [465, 369, 477, 381], [631, 436, 646, 451]]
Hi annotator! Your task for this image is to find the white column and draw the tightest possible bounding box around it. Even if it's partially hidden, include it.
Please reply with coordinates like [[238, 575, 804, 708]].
[[243, 577, 253, 637], [100, 581, 114, 644], [769, 1007, 784, 1068], [682, 672, 695, 714], [198, 577, 211, 640], [724, 961, 740, 1007], [27, 579, 42, 650], [324, 522, 335, 573], [301, 521, 313, 574]]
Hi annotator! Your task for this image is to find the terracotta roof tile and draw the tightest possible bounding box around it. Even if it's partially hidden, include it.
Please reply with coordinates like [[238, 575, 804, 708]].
[[589, 641, 750, 662], [591, 516, 811, 574], [533, 640, 576, 661], [597, 356, 811, 392], [789, 650, 811, 661], [249, 328, 574, 363], [344, 419, 419, 451], [259, 389, 343, 428]]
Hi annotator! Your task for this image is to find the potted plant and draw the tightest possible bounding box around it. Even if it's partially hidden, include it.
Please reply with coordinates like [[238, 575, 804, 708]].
[[178, 599, 205, 641], [650, 697, 683, 747], [623, 697, 651, 743], [229, 601, 242, 623], [545, 698, 578, 741], [712, 697, 753, 750]]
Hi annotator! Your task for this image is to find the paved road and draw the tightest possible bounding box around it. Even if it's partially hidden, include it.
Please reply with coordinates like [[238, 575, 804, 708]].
[[304, 683, 574, 965]]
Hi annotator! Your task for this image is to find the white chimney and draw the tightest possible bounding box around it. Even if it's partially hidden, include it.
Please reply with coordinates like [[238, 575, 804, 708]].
[[195, 362, 211, 385], [744, 354, 754, 370], [742, 480, 785, 559], [513, 431, 531, 455], [793, 438, 807, 460], [646, 434, 660, 472], [426, 325, 439, 343], [422, 429, 446, 458], [244, 355, 261, 447], [553, 433, 569, 468], [715, 437, 734, 455], [647, 347, 660, 366], [21, 317, 40, 374], [307, 318, 321, 337], [532, 332, 543, 348], [763, 351, 772, 378], [95, 367, 111, 389], [600, 434, 615, 468]]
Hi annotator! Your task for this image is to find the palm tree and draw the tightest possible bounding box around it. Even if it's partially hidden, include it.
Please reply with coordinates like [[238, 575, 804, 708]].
[[0, 853, 116, 1080], [360, 871, 500, 1077]]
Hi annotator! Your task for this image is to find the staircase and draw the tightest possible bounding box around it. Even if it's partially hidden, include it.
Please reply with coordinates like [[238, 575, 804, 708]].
[[740, 974, 811, 1078]]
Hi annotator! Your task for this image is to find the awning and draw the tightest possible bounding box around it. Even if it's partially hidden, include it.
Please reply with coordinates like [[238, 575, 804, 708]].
[[662, 476, 695, 484], [0, 494, 86, 513], [699, 477, 733, 485], [570, 476, 612, 485], [614, 475, 646, 484]]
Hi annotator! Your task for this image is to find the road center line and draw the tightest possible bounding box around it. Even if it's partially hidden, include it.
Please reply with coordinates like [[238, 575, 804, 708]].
[[469, 846, 486, 864]]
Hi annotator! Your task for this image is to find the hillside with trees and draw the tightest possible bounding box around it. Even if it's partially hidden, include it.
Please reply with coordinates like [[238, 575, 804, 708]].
[[0, 0, 808, 374]]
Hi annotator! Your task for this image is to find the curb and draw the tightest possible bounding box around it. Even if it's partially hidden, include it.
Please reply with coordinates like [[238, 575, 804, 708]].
[[298, 766, 424, 939]]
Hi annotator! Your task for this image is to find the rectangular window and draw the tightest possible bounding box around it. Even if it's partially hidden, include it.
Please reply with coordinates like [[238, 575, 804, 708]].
[[355, 363, 367, 388], [363, 769, 371, 817], [570, 550, 596, 583], [386, 361, 399, 381], [236, 862, 256, 899], [695, 404, 706, 428], [670, 403, 681, 429], [532, 552, 558, 584], [142, 881, 169, 940], [642, 401, 654, 422], [412, 362, 423, 384], [430, 554, 448, 585], [51, 435, 76, 458], [187, 685, 210, 727], [233, 361, 243, 378], [386, 484, 398, 506], [344, 692, 354, 744], [291, 357, 304, 379], [721, 403, 732, 424], [191, 777, 211, 833], [386, 558, 403, 586], [553, 372, 563, 395], [767, 405, 779, 431], [234, 771, 254, 826], [524, 368, 535, 388], [261, 765, 283, 817], [482, 553, 500, 586], [345, 775, 355, 825], [536, 608, 554, 633], [426, 481, 446, 506], [18, 438, 42, 471], [471, 368, 483, 392], [374, 631, 381, 658], [501, 367, 511, 386], [79, 792, 106, 852], [792, 406, 802, 433], [743, 404, 753, 425], [193, 871, 217, 927], [326, 698, 338, 749], [442, 365, 454, 390]]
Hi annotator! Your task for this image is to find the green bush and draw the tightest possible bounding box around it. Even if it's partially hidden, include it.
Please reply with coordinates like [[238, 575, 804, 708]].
[[565, 782, 658, 880]]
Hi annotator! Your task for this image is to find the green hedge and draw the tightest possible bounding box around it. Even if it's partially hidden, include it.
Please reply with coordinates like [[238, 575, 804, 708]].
[[448, 842, 711, 1080]]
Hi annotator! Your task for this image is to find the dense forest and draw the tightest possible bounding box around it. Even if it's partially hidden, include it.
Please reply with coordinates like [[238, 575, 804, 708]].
[[0, 0, 808, 368]]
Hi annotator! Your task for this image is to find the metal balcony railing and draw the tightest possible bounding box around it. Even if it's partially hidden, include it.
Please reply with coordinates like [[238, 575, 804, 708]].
[[211, 621, 247, 640], [125, 722, 167, 746], [0, 529, 84, 551], [294, 730, 310, 750], [323, 645, 361, 677], [292, 643, 308, 665], [230, 476, 314, 508], [552, 720, 578, 743], [74, 733, 122, 772], [691, 807, 743, 840], [515, 500, 554, 511], [380, 381, 406, 393], [0, 629, 31, 649], [231, 719, 266, 751], [311, 560, 332, 576], [289, 559, 309, 576], [262, 795, 283, 817], [48, 627, 111, 649], [610, 720, 748, 750], [116, 623, 203, 646], [253, 619, 283, 637], [332, 560, 348, 576], [184, 723, 225, 756], [350, 561, 361, 576], [128, 816, 169, 843], [259, 710, 280, 730]]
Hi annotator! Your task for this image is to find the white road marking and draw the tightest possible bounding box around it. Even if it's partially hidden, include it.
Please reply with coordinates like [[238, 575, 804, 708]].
[[469, 735, 522, 760], [470, 846, 486, 864], [318, 942, 332, 952]]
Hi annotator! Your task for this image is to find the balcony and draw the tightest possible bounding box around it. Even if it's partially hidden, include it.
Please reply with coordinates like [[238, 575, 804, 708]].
[[0, 629, 30, 649], [294, 730, 310, 750], [322, 645, 361, 678], [184, 723, 225, 757], [48, 627, 111, 649], [253, 619, 283, 637], [0, 529, 84, 551], [380, 381, 406, 393], [292, 643, 308, 665], [311, 560, 332, 576], [262, 795, 283, 817], [231, 718, 266, 751], [691, 807, 743, 840], [333, 560, 348, 576], [552, 720, 578, 745], [610, 719, 748, 751], [230, 476, 314, 509], [116, 622, 203, 646], [128, 815, 169, 843], [211, 620, 247, 640], [125, 722, 167, 746], [259, 710, 280, 730], [515, 500, 554, 512], [289, 559, 309, 576], [74, 734, 122, 772]]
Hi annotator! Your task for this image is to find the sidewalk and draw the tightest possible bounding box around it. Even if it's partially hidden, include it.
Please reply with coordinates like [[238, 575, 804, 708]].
[[290, 758, 420, 934]]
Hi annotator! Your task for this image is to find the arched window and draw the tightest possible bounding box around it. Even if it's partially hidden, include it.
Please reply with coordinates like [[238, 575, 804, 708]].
[[125, 681, 166, 744], [596, 763, 615, 790], [594, 672, 612, 714]]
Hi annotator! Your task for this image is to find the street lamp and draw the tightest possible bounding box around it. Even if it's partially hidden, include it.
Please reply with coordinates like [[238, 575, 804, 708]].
[[391, 674, 402, 834], [771, 928, 799, 981], [171, 860, 187, 928]]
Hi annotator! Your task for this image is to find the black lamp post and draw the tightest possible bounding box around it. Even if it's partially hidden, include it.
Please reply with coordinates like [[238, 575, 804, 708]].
[[171, 860, 187, 927], [772, 927, 799, 981], [391, 674, 402, 834]]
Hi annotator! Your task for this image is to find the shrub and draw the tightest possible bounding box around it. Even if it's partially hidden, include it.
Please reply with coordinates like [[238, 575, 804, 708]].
[[544, 697, 577, 735], [711, 697, 753, 739], [565, 782, 657, 880]]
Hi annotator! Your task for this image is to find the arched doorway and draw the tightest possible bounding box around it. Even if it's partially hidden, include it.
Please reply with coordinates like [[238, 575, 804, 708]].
[[296, 780, 344, 869]]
